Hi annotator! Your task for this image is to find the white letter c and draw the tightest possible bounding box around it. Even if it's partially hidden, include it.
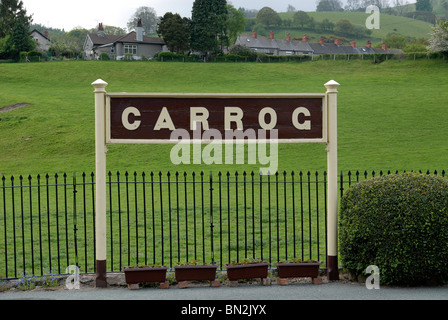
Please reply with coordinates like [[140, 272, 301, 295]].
[[122, 106, 141, 131]]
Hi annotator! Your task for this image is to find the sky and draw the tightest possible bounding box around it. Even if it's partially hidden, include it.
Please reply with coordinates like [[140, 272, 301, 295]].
[[21, 0, 339, 31]]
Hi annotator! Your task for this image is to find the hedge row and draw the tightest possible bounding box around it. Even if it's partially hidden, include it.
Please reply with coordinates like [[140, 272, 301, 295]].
[[339, 172, 448, 286], [155, 51, 446, 63]]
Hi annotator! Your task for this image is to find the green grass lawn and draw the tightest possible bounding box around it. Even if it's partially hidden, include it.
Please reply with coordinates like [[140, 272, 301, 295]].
[[1, 59, 447, 177]]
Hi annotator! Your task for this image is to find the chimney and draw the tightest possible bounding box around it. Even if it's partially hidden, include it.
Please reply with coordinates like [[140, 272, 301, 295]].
[[366, 40, 372, 48], [319, 37, 325, 45], [252, 30, 257, 39], [334, 39, 341, 46], [269, 31, 274, 39], [351, 40, 356, 48], [136, 18, 143, 42], [382, 43, 388, 51], [98, 23, 105, 37], [286, 33, 291, 41], [302, 35, 308, 43], [45, 30, 49, 38]]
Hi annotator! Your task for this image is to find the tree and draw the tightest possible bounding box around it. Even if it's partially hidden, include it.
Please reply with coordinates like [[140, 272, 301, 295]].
[[256, 7, 282, 27], [0, 0, 33, 38], [190, 0, 228, 57], [127, 7, 159, 34], [287, 5, 296, 12], [392, 0, 411, 16], [157, 13, 190, 54], [373, 0, 390, 9], [334, 19, 354, 35], [8, 17, 35, 59], [316, 0, 344, 12], [427, 20, 448, 57], [239, 7, 258, 18], [415, 0, 432, 12], [345, 0, 362, 11], [226, 5, 246, 47], [103, 26, 126, 35], [382, 34, 409, 48], [319, 18, 335, 31], [293, 11, 312, 28]]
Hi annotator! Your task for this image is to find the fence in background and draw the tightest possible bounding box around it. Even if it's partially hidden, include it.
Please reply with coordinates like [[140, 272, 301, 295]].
[[1, 169, 445, 280], [156, 52, 446, 63]]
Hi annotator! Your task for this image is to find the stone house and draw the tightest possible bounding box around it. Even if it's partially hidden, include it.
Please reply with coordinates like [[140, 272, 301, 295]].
[[235, 32, 403, 56], [309, 38, 403, 55], [30, 29, 51, 53], [235, 31, 313, 56], [83, 20, 166, 60]]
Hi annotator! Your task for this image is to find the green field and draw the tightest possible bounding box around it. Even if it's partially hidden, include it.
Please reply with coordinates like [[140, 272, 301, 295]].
[[273, 11, 434, 43], [1, 59, 447, 177]]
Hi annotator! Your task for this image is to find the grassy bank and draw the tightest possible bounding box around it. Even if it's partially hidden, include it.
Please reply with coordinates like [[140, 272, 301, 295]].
[[0, 59, 447, 177]]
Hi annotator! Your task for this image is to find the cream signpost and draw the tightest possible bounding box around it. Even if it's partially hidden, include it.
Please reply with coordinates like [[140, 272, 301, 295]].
[[92, 79, 340, 287]]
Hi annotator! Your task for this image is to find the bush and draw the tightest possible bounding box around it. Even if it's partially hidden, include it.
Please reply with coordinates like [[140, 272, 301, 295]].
[[99, 52, 110, 61], [339, 172, 448, 286], [157, 52, 187, 62]]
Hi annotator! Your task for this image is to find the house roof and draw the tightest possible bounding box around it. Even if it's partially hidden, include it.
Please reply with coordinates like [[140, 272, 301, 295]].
[[277, 40, 313, 53], [30, 29, 51, 42], [88, 31, 164, 47], [355, 46, 376, 54], [236, 34, 404, 55], [88, 33, 122, 46], [236, 36, 278, 50], [308, 42, 358, 55], [114, 31, 165, 45], [236, 36, 313, 53]]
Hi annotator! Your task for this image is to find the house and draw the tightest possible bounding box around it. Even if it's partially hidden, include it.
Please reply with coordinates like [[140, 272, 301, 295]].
[[30, 29, 51, 53], [83, 20, 166, 60], [309, 38, 359, 55], [235, 31, 313, 56], [235, 32, 403, 56]]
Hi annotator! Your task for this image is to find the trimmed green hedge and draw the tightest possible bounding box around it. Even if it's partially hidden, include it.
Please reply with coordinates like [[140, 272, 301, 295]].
[[340, 172, 448, 286]]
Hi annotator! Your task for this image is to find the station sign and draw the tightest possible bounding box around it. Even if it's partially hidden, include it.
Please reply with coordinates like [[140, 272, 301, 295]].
[[106, 93, 327, 144]]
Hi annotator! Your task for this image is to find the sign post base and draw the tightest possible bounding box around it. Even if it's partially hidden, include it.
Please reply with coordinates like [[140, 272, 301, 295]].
[[327, 255, 339, 280], [95, 260, 107, 287]]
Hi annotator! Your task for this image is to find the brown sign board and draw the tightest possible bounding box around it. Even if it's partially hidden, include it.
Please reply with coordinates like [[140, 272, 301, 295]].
[[106, 93, 327, 144]]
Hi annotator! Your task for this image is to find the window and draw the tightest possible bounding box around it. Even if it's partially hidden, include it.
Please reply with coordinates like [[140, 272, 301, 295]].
[[124, 45, 137, 55]]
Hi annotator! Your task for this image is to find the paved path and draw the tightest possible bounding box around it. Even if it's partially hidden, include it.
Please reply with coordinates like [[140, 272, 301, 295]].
[[1, 281, 447, 301]]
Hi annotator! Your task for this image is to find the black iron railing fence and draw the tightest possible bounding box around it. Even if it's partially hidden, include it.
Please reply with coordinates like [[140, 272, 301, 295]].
[[1, 169, 445, 280]]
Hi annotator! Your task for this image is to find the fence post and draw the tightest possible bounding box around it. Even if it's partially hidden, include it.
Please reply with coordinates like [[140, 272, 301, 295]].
[[325, 80, 340, 280], [92, 79, 108, 287]]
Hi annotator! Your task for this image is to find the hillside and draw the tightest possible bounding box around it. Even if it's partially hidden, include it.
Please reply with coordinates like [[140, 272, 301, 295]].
[[1, 59, 448, 177], [272, 11, 434, 43]]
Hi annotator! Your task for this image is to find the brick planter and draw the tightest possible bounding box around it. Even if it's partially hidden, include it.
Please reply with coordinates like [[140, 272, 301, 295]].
[[123, 266, 169, 289], [276, 261, 321, 284], [174, 265, 219, 288], [225, 262, 270, 281]]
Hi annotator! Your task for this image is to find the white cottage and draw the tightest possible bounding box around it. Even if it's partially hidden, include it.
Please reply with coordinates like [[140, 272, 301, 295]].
[[83, 20, 166, 60], [30, 29, 51, 53]]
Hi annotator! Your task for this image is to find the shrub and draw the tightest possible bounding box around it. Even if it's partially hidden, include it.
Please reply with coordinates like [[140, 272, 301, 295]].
[[99, 52, 110, 61], [157, 52, 187, 62], [339, 172, 448, 286]]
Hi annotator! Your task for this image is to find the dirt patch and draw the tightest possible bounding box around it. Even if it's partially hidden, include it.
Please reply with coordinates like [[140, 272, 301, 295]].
[[0, 103, 30, 113]]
